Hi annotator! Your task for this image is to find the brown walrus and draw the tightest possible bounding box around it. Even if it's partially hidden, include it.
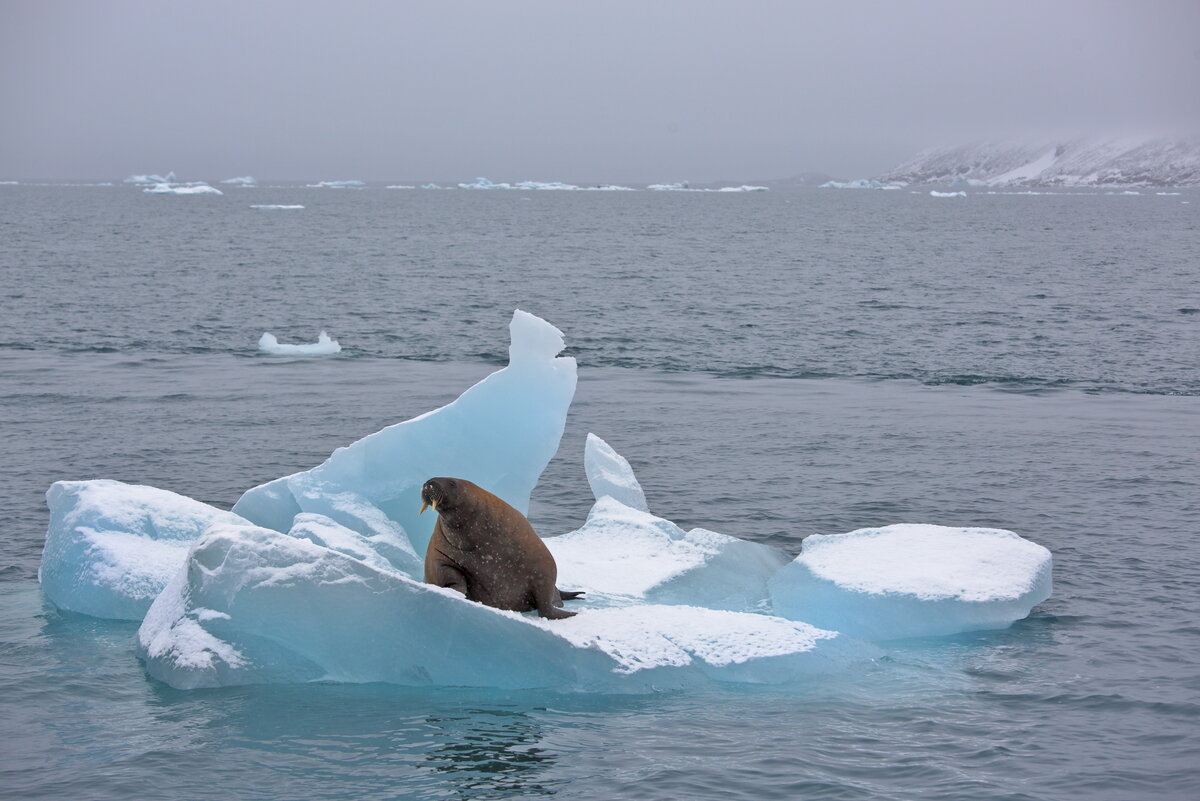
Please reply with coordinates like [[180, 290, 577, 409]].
[[421, 477, 582, 619]]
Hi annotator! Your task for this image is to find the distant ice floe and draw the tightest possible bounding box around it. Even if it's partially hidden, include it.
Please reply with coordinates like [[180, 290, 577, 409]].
[[820, 179, 902, 190], [646, 182, 767, 192], [144, 182, 223, 196], [1105, 190, 1142, 196], [421, 183, 444, 189], [220, 176, 257, 186], [0, 180, 18, 185], [930, 190, 967, 198], [250, 204, 304, 210], [458, 177, 637, 191], [950, 176, 988, 188], [258, 331, 341, 355], [1156, 192, 1182, 196], [125, 172, 176, 184], [306, 180, 365, 188], [386, 185, 416, 189]]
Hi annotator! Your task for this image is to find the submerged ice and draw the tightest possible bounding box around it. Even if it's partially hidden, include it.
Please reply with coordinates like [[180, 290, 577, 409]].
[[39, 310, 1054, 691]]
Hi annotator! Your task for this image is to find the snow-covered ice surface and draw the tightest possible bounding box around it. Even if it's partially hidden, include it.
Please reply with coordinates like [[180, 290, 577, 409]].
[[39, 480, 249, 620], [257, 331, 341, 355], [137, 521, 867, 690], [250, 205, 304, 210], [769, 524, 1053, 641], [930, 190, 967, 198], [236, 311, 577, 559], [144, 182, 223, 196], [647, 182, 768, 192]]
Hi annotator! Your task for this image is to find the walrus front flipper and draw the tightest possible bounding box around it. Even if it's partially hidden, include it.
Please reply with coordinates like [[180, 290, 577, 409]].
[[558, 590, 585, 601]]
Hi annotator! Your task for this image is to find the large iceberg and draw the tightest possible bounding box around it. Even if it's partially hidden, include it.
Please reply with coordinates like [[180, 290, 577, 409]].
[[40, 480, 249, 620], [769, 524, 1052, 641], [234, 310, 577, 560], [137, 521, 867, 690], [548, 435, 790, 612], [257, 330, 341, 355], [38, 309, 1055, 692]]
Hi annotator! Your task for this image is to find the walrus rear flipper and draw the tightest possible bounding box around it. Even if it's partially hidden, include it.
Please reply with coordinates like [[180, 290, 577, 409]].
[[558, 590, 585, 601], [538, 604, 576, 620]]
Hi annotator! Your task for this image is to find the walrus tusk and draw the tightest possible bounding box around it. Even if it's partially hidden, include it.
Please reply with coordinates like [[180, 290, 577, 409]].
[[419, 500, 429, 515]]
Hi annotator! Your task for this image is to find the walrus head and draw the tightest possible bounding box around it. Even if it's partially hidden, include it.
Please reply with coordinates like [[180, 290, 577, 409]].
[[420, 477, 465, 516]]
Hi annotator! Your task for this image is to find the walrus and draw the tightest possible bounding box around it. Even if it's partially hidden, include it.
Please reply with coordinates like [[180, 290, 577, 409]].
[[421, 477, 582, 619]]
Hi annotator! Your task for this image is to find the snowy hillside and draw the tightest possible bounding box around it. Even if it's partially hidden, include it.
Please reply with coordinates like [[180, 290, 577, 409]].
[[879, 137, 1200, 187]]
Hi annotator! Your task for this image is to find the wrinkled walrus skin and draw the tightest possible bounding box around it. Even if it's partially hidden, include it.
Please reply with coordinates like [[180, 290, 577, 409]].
[[421, 477, 582, 620]]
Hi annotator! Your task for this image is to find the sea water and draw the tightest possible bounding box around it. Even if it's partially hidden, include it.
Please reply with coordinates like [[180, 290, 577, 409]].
[[1, 184, 1198, 799]]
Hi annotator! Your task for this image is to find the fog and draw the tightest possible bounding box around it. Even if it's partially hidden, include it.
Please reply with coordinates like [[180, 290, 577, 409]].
[[2, 0, 1198, 182]]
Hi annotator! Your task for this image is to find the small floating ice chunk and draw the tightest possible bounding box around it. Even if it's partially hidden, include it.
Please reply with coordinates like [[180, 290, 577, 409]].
[[137, 522, 866, 690], [39, 480, 249, 620], [0, 180, 18, 185], [386, 184, 416, 189], [250, 204, 304, 210], [768, 524, 1053, 641], [220, 176, 257, 186], [234, 310, 576, 559], [420, 183, 443, 189], [930, 190, 967, 198], [257, 331, 341, 356]]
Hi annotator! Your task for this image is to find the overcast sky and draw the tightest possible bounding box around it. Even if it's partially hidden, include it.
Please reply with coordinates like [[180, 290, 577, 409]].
[[2, 0, 1198, 182]]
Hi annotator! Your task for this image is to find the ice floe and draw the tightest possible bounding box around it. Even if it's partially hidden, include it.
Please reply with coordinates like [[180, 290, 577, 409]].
[[257, 331, 341, 356], [250, 204, 304, 210], [769, 524, 1052, 641], [306, 180, 365, 188], [220, 176, 257, 186], [820, 179, 902, 190], [458, 177, 636, 191], [144, 182, 223, 196], [386, 184, 416, 189], [930, 190, 967, 198], [124, 172, 176, 184]]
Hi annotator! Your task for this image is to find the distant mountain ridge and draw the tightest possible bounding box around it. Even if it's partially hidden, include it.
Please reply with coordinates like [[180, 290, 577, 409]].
[[878, 137, 1200, 187]]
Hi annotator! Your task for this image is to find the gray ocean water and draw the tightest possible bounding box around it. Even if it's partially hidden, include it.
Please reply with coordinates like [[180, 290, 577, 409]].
[[1, 183, 1198, 800]]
